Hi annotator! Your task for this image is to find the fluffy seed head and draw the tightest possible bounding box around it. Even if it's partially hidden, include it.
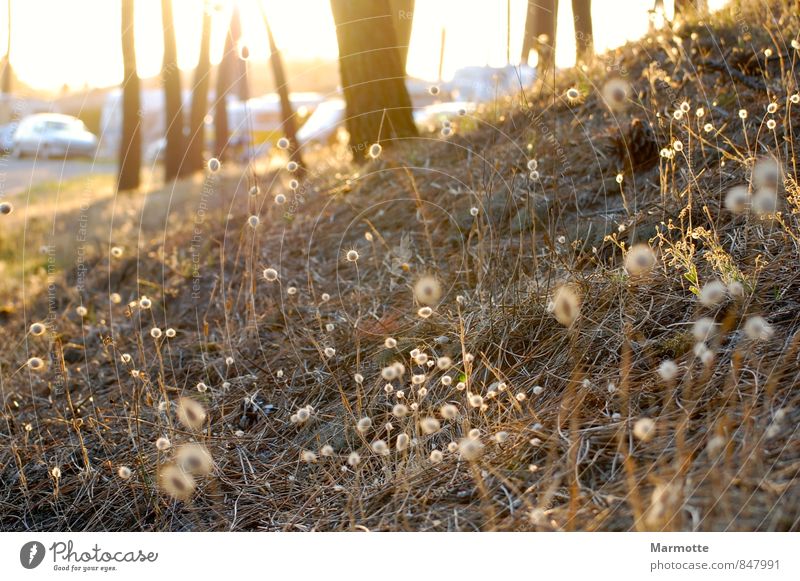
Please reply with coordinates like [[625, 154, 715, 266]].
[[602, 78, 630, 110], [176, 443, 214, 475], [633, 418, 656, 442], [430, 449, 443, 463], [744, 316, 773, 341], [346, 249, 359, 262], [417, 306, 433, 319], [698, 280, 727, 307], [384, 337, 397, 349], [347, 452, 361, 466], [324, 347, 336, 358], [207, 157, 221, 173], [458, 437, 484, 461], [368, 143, 382, 159], [76, 306, 88, 317], [277, 137, 290, 149], [552, 286, 581, 326], [27, 357, 45, 371], [625, 244, 657, 276], [156, 436, 171, 451], [118, 466, 132, 480], [320, 444, 334, 457], [724, 185, 749, 213], [150, 327, 162, 339], [692, 317, 717, 341], [301, 450, 317, 463], [356, 417, 372, 433], [263, 268, 279, 281], [176, 397, 207, 430], [420, 417, 441, 435], [371, 439, 389, 456], [658, 360, 679, 382], [440, 403, 458, 420], [159, 463, 196, 501], [414, 275, 442, 305], [396, 433, 410, 451]]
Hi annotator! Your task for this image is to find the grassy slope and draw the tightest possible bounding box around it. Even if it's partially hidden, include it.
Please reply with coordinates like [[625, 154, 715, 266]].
[[2, 2, 800, 531]]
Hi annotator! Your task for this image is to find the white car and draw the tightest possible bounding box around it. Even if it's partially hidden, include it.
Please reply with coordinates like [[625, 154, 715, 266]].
[[12, 113, 98, 159]]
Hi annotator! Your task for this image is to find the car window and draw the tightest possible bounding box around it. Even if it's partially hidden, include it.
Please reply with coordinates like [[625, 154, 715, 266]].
[[44, 121, 71, 132]]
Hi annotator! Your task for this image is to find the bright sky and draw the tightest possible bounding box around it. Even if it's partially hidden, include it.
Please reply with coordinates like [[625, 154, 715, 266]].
[[0, 0, 728, 92]]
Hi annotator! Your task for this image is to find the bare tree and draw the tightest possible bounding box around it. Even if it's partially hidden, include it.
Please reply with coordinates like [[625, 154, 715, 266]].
[[330, 0, 417, 158], [186, 1, 212, 174], [161, 0, 184, 181], [118, 0, 141, 191], [214, 4, 246, 161], [520, 0, 594, 76], [259, 4, 303, 168]]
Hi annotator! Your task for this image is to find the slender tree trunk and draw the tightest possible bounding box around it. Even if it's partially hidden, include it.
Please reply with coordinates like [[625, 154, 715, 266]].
[[259, 5, 303, 168], [161, 0, 184, 181], [389, 0, 415, 70], [571, 0, 593, 63], [214, 5, 244, 161], [118, 0, 141, 191], [521, 0, 558, 76], [1, 0, 11, 94], [186, 2, 211, 174], [330, 0, 417, 158]]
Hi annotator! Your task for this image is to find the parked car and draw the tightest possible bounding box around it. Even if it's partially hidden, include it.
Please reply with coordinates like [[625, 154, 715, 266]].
[[12, 113, 98, 159]]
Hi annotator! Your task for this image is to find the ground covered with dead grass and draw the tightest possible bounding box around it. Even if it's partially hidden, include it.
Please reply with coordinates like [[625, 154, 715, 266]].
[[2, 2, 800, 531]]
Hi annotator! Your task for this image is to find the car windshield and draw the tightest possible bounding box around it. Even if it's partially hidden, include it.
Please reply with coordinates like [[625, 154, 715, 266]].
[[44, 121, 73, 132]]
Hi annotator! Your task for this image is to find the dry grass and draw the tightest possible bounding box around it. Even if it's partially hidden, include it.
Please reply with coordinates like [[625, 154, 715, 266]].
[[2, 1, 800, 532]]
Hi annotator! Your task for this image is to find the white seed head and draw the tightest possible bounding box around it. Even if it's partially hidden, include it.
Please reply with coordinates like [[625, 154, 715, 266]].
[[458, 437, 484, 461], [207, 157, 221, 173], [263, 268, 279, 281], [724, 185, 749, 213], [371, 439, 389, 456], [658, 360, 679, 381], [368, 143, 383, 159], [27, 357, 45, 371], [698, 280, 727, 307], [552, 286, 580, 326], [420, 417, 441, 435], [625, 244, 657, 276], [356, 417, 372, 433], [743, 316, 773, 340], [29, 322, 46, 336], [692, 317, 717, 341], [633, 418, 656, 442]]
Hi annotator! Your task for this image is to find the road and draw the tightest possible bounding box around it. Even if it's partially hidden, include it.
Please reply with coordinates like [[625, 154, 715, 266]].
[[0, 157, 117, 197]]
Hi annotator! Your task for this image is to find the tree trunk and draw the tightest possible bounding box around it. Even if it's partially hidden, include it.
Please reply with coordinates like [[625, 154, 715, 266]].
[[330, 0, 417, 158], [118, 0, 141, 191], [214, 5, 244, 161], [186, 2, 211, 174], [571, 0, 593, 63], [161, 0, 184, 181], [1, 0, 11, 95], [521, 0, 558, 77], [389, 0, 414, 70], [260, 6, 303, 169]]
